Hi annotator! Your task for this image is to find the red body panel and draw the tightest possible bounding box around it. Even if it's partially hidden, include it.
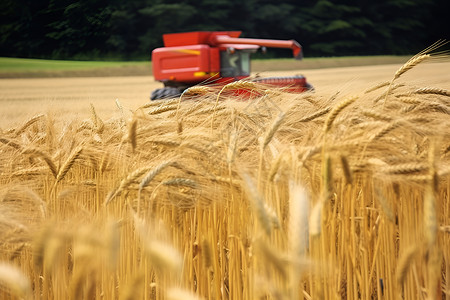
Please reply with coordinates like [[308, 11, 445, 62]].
[[152, 45, 220, 83]]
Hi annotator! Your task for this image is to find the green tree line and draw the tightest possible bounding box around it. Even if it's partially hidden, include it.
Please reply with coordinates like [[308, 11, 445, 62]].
[[0, 0, 448, 60]]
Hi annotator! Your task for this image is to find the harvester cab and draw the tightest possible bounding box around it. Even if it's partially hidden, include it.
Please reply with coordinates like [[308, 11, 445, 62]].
[[150, 31, 311, 100]]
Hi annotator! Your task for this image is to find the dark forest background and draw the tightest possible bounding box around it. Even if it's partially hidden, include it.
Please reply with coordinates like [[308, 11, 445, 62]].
[[0, 0, 449, 60]]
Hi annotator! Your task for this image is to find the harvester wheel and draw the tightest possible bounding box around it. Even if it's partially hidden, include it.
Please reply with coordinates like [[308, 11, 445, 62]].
[[306, 83, 314, 92], [150, 87, 182, 101]]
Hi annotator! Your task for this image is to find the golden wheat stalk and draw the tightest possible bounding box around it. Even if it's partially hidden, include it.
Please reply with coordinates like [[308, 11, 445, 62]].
[[416, 102, 449, 114], [0, 263, 32, 298], [364, 81, 391, 94], [139, 161, 175, 190], [208, 175, 240, 186], [182, 85, 212, 97], [395, 54, 430, 81], [374, 188, 395, 222], [395, 246, 418, 288], [162, 178, 198, 188], [90, 103, 104, 133], [167, 287, 201, 300], [144, 138, 181, 148], [268, 154, 284, 182], [384, 53, 430, 106], [298, 107, 331, 122], [21, 147, 58, 178], [395, 96, 422, 105], [368, 121, 401, 141], [201, 238, 212, 269], [55, 146, 83, 183], [340, 155, 353, 185], [322, 154, 333, 201], [226, 129, 238, 164], [374, 83, 405, 103], [212, 80, 259, 128], [105, 166, 152, 204], [264, 202, 281, 229], [412, 87, 450, 97], [148, 103, 179, 115], [177, 118, 183, 135], [255, 239, 288, 280], [323, 96, 359, 133], [361, 109, 393, 122], [14, 113, 45, 137], [138, 98, 178, 110], [241, 173, 272, 236], [115, 98, 123, 112], [21, 148, 56, 176], [0, 137, 22, 150], [144, 240, 183, 275], [128, 118, 137, 152], [261, 112, 285, 150], [309, 201, 323, 237], [176, 85, 213, 117], [11, 166, 47, 177], [381, 163, 428, 175], [424, 182, 438, 246], [289, 183, 309, 256]]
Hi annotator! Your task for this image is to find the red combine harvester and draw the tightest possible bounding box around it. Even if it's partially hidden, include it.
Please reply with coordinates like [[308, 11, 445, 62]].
[[151, 31, 312, 100]]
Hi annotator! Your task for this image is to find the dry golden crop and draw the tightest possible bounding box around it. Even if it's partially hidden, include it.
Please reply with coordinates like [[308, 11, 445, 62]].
[[0, 54, 449, 300]]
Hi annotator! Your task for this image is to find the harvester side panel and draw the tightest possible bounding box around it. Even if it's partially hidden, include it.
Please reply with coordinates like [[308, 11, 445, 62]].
[[152, 45, 220, 83]]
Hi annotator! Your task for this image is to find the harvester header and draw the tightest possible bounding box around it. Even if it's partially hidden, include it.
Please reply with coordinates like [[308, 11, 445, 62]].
[[162, 31, 303, 60]]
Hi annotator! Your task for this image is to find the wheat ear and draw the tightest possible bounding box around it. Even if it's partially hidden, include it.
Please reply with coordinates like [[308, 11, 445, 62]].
[[14, 114, 45, 137], [368, 121, 401, 141], [364, 81, 391, 94], [90, 103, 104, 133], [261, 112, 285, 150], [139, 161, 175, 190], [396, 246, 418, 289], [241, 173, 272, 236], [128, 118, 137, 152], [323, 96, 358, 133], [148, 103, 179, 115], [22, 147, 58, 178], [0, 137, 22, 150], [105, 166, 152, 204], [309, 201, 323, 236], [0, 263, 32, 298], [340, 155, 353, 185], [162, 178, 198, 188], [212, 80, 259, 129], [298, 107, 331, 122], [384, 54, 430, 106], [381, 163, 428, 175], [167, 287, 201, 300], [55, 146, 83, 183], [144, 240, 183, 275], [412, 87, 450, 97]]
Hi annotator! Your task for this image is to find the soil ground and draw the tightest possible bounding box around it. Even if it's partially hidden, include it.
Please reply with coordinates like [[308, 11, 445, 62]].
[[1, 61, 449, 129]]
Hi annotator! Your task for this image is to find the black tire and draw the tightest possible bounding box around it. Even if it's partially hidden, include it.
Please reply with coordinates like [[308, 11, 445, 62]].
[[305, 83, 315, 92], [150, 87, 182, 101]]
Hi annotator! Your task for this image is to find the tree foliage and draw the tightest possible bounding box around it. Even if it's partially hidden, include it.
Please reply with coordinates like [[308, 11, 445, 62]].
[[0, 0, 447, 60]]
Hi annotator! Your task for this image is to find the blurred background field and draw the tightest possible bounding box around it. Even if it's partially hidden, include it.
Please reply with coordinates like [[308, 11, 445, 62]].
[[0, 56, 412, 78]]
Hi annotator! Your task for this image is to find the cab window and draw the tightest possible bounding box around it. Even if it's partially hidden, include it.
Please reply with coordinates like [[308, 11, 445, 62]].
[[220, 51, 251, 77]]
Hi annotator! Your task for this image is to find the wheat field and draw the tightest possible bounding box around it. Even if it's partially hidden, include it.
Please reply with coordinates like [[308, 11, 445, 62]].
[[1, 53, 449, 299]]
